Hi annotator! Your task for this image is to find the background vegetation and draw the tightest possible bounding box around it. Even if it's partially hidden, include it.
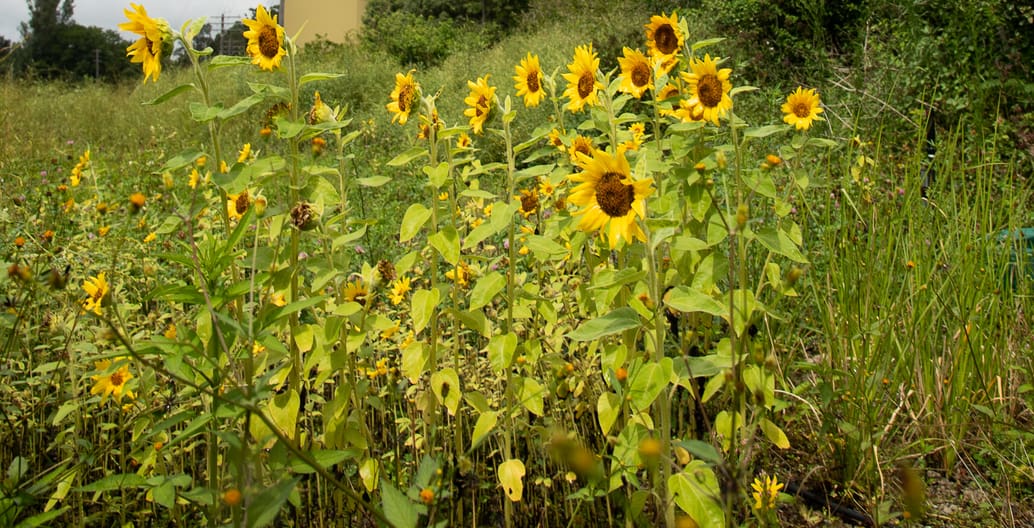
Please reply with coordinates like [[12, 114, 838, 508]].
[[1, 0, 1032, 526]]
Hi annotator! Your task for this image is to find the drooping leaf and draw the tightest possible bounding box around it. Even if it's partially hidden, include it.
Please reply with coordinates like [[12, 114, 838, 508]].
[[498, 459, 526, 502]]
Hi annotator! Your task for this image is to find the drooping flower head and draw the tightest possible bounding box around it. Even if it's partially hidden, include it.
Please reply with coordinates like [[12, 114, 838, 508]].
[[514, 53, 546, 108], [308, 91, 337, 124], [569, 135, 595, 164], [464, 74, 496, 135], [645, 12, 684, 68], [82, 272, 109, 315], [567, 147, 655, 249], [91, 358, 135, 404], [242, 5, 287, 71], [119, 4, 172, 83], [680, 54, 733, 125], [782, 86, 824, 131], [227, 190, 250, 221], [387, 70, 419, 125], [562, 44, 603, 113], [617, 47, 654, 99]]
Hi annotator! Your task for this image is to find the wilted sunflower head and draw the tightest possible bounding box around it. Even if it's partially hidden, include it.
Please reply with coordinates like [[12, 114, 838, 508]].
[[308, 91, 337, 124], [243, 5, 287, 71]]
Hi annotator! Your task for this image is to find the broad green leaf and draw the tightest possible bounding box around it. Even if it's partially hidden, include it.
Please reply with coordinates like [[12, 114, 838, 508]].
[[188, 101, 222, 122], [400, 341, 428, 383], [665, 286, 726, 317], [411, 288, 440, 334], [516, 376, 545, 416], [76, 473, 147, 492], [381, 480, 419, 528], [743, 124, 788, 138], [359, 458, 378, 493], [754, 226, 808, 263], [669, 461, 725, 528], [207, 55, 251, 70], [691, 37, 725, 51], [567, 307, 641, 341], [143, 83, 195, 105], [428, 226, 460, 265], [247, 477, 300, 528], [488, 332, 518, 374], [524, 235, 568, 261], [13, 507, 68, 528], [387, 145, 428, 167], [597, 392, 622, 435], [430, 368, 461, 416], [677, 440, 723, 466], [265, 389, 300, 442], [471, 411, 499, 449], [218, 93, 264, 120], [714, 410, 743, 452], [399, 203, 431, 243], [287, 450, 357, 474], [627, 358, 673, 412], [299, 72, 345, 87], [760, 418, 790, 449], [151, 480, 176, 510], [357, 176, 390, 187], [45, 469, 76, 512], [724, 289, 759, 338], [498, 459, 526, 502], [469, 271, 505, 311]]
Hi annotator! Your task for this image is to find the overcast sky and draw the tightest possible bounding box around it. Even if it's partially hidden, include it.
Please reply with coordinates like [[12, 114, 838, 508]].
[[1, 1, 270, 43]]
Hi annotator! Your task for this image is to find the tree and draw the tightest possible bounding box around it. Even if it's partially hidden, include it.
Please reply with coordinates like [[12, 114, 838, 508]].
[[13, 0, 135, 81]]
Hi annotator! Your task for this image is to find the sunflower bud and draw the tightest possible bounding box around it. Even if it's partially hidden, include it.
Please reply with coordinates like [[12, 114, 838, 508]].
[[252, 194, 267, 217], [307, 91, 337, 125], [715, 150, 727, 170], [736, 203, 749, 229], [786, 266, 803, 285]]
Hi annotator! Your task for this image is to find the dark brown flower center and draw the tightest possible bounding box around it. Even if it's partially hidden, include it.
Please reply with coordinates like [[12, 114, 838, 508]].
[[793, 101, 812, 118], [631, 61, 651, 88], [527, 70, 540, 92], [398, 84, 413, 113], [697, 74, 723, 108], [110, 371, 124, 386], [596, 172, 634, 217], [520, 191, 539, 214], [235, 192, 250, 215], [577, 72, 595, 99], [258, 25, 280, 59], [655, 24, 678, 55]]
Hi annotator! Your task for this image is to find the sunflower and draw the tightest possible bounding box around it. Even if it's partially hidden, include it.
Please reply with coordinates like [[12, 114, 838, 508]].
[[82, 272, 109, 315], [389, 277, 411, 306], [242, 5, 287, 71], [782, 86, 824, 131], [514, 53, 545, 108], [680, 54, 733, 125], [464, 74, 496, 134], [227, 190, 250, 221], [617, 47, 654, 99], [569, 135, 595, 163], [561, 44, 602, 113], [91, 358, 134, 404], [663, 98, 705, 123], [119, 4, 171, 83], [567, 147, 655, 249], [645, 12, 684, 65], [387, 70, 419, 125], [548, 128, 566, 152], [343, 279, 368, 305]]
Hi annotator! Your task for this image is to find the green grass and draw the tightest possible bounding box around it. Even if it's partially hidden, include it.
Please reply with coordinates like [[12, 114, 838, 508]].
[[1, 1, 1032, 527]]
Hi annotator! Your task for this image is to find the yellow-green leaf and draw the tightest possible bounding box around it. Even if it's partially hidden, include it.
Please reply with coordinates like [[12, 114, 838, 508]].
[[471, 411, 498, 449], [760, 418, 790, 449], [597, 392, 621, 435], [430, 367, 461, 416], [411, 288, 440, 334], [359, 458, 379, 492], [400, 203, 431, 243], [498, 459, 526, 502]]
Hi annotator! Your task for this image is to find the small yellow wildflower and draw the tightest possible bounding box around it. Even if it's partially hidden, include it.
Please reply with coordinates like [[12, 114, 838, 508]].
[[751, 474, 784, 512], [91, 358, 134, 404], [389, 277, 411, 305], [82, 272, 109, 315], [237, 143, 252, 163]]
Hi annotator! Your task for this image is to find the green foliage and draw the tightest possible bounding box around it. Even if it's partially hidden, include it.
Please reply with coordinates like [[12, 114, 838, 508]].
[[360, 9, 497, 68]]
